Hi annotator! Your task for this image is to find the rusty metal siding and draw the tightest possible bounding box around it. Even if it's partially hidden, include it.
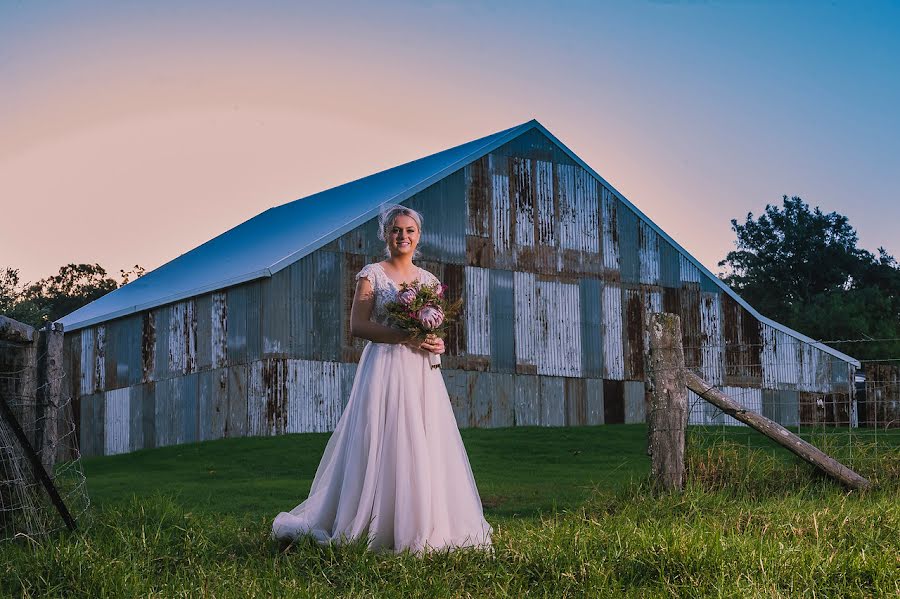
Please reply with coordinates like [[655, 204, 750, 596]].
[[490, 373, 516, 427], [79, 392, 103, 456], [603, 379, 624, 424], [211, 292, 228, 369], [679, 254, 702, 284], [444, 369, 469, 428], [489, 269, 516, 373], [464, 266, 491, 357], [140, 382, 156, 450], [142, 312, 156, 383], [557, 163, 578, 252], [617, 201, 640, 284], [290, 251, 342, 361], [511, 157, 535, 266], [195, 294, 213, 371], [168, 301, 197, 376], [721, 296, 762, 386], [534, 160, 556, 256], [601, 187, 620, 274], [465, 157, 490, 237], [104, 387, 129, 455], [579, 278, 603, 378], [513, 374, 540, 426], [226, 364, 248, 438], [574, 167, 600, 255], [128, 383, 145, 452], [700, 291, 724, 385], [622, 286, 645, 381], [514, 276, 582, 377], [153, 305, 171, 381], [601, 283, 625, 380], [721, 386, 762, 426]]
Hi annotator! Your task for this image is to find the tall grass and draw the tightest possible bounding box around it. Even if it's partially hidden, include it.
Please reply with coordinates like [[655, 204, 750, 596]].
[[1, 426, 898, 597]]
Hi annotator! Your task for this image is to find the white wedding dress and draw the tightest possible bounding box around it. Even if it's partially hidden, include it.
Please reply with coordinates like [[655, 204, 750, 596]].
[[271, 262, 494, 555]]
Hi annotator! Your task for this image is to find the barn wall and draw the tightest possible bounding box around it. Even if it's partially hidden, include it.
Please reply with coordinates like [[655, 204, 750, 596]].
[[64, 129, 856, 455]]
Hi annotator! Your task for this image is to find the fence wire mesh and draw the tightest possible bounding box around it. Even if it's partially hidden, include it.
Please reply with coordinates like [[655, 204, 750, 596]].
[[0, 338, 89, 543]]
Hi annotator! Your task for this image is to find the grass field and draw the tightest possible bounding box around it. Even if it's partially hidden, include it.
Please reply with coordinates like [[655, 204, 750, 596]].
[[2, 425, 898, 597]]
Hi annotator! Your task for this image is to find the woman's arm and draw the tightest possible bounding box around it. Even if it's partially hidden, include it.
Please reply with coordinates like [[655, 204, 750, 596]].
[[349, 277, 439, 352]]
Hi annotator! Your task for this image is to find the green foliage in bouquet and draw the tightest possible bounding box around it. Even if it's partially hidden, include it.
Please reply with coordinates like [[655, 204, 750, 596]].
[[384, 280, 462, 341]]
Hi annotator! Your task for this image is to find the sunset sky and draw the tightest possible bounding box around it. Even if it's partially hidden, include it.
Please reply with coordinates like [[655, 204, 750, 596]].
[[3, 1, 898, 285]]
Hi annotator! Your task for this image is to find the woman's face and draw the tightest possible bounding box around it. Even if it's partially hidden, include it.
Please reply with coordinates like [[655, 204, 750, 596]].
[[386, 214, 420, 257]]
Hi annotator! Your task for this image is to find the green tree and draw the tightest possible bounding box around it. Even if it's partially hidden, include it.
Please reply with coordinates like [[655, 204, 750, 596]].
[[719, 196, 900, 360], [0, 263, 143, 329]]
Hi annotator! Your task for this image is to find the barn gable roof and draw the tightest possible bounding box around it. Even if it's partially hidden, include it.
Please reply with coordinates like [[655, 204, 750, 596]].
[[59, 119, 859, 367]]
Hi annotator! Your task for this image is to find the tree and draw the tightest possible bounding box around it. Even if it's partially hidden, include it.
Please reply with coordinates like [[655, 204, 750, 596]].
[[0, 263, 143, 329], [719, 196, 900, 360]]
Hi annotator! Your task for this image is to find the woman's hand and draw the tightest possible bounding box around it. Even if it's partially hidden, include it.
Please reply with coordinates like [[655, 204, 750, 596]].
[[402, 332, 445, 354]]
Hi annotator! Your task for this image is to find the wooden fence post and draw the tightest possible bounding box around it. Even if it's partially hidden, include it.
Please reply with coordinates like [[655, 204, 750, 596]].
[[37, 322, 64, 472], [646, 313, 689, 491]]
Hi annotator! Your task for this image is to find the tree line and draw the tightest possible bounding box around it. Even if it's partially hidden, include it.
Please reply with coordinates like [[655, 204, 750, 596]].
[[2, 197, 898, 360]]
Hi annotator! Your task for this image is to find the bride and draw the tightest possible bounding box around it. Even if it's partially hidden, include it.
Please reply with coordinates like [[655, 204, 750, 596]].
[[271, 204, 494, 555]]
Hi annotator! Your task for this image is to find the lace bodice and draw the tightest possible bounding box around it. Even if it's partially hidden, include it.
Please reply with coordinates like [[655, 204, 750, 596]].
[[356, 262, 440, 327]]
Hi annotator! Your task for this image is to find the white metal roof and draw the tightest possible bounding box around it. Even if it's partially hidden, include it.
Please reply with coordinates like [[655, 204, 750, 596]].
[[59, 119, 859, 367]]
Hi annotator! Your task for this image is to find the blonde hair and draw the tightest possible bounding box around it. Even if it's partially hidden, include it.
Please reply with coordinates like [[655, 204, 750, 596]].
[[377, 204, 424, 259]]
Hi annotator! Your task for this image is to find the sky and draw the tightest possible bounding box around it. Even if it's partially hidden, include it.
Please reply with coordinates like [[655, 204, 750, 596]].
[[2, 0, 898, 285]]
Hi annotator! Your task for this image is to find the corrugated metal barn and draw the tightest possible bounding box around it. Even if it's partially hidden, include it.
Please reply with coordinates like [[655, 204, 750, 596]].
[[60, 119, 860, 456]]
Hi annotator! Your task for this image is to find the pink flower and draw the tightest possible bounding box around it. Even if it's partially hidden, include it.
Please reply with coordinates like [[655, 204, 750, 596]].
[[438, 284, 448, 298], [398, 288, 417, 306], [416, 306, 444, 329]]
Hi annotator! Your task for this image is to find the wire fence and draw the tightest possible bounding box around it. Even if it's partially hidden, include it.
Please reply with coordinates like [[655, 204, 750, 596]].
[[0, 337, 89, 544], [665, 336, 900, 478]]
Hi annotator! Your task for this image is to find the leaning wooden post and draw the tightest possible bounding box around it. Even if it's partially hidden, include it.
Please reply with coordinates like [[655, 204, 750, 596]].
[[646, 313, 689, 491], [683, 371, 872, 490]]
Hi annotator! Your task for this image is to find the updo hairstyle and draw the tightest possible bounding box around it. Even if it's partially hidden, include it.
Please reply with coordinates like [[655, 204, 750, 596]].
[[377, 204, 424, 259]]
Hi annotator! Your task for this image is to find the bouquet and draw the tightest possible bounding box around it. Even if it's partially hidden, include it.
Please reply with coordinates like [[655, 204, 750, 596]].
[[385, 280, 462, 369]]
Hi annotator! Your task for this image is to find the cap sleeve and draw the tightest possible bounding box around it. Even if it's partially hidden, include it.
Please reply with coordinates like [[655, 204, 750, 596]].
[[419, 267, 440, 287], [355, 263, 379, 285]]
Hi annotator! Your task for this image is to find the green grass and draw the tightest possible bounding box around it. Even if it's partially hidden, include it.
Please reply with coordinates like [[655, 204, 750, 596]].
[[2, 425, 899, 597]]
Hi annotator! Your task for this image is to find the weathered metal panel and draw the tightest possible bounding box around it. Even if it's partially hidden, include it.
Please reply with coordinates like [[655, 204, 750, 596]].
[[104, 387, 130, 455], [80, 326, 95, 395], [700, 291, 724, 385], [340, 252, 369, 363], [287, 360, 343, 433], [168, 300, 197, 376], [679, 253, 702, 284], [659, 240, 681, 288], [565, 378, 586, 426], [79, 392, 103, 457], [261, 268, 292, 357], [337, 214, 383, 257], [443, 369, 469, 428], [465, 156, 490, 237], [226, 363, 248, 437], [622, 286, 645, 381], [225, 286, 248, 366], [248, 358, 286, 437], [534, 160, 555, 252], [465, 266, 491, 357], [339, 361, 357, 412], [511, 156, 535, 269], [601, 187, 620, 274], [404, 168, 466, 264], [154, 378, 181, 448], [540, 376, 566, 426], [142, 312, 156, 383], [579, 278, 603, 379], [103, 319, 118, 390], [699, 273, 722, 294], [469, 371, 493, 428], [722, 296, 762, 386], [491, 372, 515, 427], [762, 389, 799, 427], [557, 163, 578, 252], [623, 380, 646, 423], [617, 201, 640, 284], [141, 382, 156, 449], [490, 154, 513, 269], [195, 294, 213, 371], [603, 379, 624, 424], [245, 281, 262, 362], [638, 221, 660, 285], [601, 283, 624, 380], [536, 279, 582, 378], [721, 386, 762, 426], [181, 373, 199, 444], [585, 378, 604, 425], [513, 270, 536, 372], [513, 373, 540, 426], [574, 167, 600, 255], [198, 368, 228, 441], [153, 305, 171, 381], [129, 383, 144, 451], [489, 269, 516, 373], [211, 292, 227, 369]]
